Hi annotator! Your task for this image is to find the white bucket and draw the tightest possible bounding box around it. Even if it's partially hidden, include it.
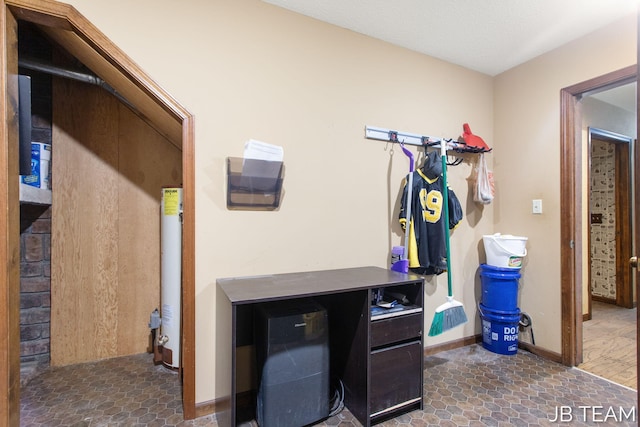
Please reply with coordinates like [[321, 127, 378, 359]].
[[483, 233, 528, 269]]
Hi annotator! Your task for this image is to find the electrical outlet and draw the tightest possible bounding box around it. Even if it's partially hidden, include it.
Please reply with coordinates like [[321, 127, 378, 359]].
[[532, 199, 543, 214]]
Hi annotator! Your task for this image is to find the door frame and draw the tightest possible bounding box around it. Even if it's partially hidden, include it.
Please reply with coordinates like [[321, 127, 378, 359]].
[[0, 0, 197, 423], [560, 65, 636, 367]]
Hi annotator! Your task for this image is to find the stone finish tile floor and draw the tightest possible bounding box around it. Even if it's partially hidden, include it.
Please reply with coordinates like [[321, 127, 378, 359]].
[[21, 345, 637, 426], [579, 300, 637, 389]]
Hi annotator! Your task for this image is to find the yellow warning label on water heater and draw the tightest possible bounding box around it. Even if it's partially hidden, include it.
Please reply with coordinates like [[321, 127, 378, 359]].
[[163, 188, 180, 216]]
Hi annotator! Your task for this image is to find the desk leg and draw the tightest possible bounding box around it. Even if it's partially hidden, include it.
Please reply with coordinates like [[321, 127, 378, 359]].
[[215, 296, 236, 427]]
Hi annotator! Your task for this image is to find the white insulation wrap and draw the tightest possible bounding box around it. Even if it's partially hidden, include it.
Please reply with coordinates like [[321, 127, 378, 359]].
[[161, 188, 182, 368]]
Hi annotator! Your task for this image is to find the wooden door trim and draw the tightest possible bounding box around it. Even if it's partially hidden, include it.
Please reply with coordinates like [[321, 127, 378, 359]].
[[636, 11, 640, 400], [0, 6, 21, 425], [560, 64, 637, 367], [615, 138, 633, 307], [636, 62, 640, 400], [181, 115, 196, 420], [0, 0, 196, 422]]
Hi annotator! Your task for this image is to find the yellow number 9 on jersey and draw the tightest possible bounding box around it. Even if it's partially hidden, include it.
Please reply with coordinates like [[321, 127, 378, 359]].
[[419, 189, 443, 223]]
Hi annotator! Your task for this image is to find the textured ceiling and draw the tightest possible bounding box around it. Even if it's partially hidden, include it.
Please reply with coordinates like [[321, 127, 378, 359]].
[[262, 0, 638, 76]]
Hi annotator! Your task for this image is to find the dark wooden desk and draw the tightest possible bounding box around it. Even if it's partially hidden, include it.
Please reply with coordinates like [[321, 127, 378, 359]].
[[217, 266, 424, 426]]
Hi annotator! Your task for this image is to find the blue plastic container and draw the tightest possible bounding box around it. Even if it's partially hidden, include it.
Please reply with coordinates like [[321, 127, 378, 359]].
[[479, 303, 521, 355], [479, 263, 521, 311]]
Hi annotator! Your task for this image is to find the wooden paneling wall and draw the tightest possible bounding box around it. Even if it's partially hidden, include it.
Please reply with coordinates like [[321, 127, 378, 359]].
[[51, 77, 181, 366]]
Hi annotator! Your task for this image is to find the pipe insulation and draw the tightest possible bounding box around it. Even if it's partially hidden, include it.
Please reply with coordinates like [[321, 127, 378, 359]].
[[161, 188, 182, 369]]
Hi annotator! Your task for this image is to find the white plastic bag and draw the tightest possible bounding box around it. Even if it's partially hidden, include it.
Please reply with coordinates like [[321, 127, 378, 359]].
[[474, 153, 494, 204]]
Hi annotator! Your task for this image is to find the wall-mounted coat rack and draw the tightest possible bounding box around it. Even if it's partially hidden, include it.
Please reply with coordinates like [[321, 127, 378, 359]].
[[365, 125, 491, 154]]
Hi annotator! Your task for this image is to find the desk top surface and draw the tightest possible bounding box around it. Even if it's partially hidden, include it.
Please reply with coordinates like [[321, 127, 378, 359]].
[[217, 266, 421, 304]]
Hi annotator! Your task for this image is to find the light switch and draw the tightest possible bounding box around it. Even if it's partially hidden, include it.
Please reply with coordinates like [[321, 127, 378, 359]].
[[532, 199, 542, 214]]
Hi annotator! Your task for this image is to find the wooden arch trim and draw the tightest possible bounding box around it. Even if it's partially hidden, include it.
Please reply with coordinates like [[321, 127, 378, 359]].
[[560, 64, 636, 367], [9, 0, 185, 147], [0, 0, 196, 422]]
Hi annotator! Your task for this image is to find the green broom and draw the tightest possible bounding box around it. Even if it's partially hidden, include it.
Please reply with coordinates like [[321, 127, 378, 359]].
[[428, 142, 467, 336]]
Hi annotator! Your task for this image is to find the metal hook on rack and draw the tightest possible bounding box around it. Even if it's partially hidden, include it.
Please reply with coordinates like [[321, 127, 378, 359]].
[[447, 157, 464, 166]]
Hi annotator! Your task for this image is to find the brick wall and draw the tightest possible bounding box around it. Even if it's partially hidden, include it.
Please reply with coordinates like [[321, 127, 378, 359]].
[[20, 205, 51, 365]]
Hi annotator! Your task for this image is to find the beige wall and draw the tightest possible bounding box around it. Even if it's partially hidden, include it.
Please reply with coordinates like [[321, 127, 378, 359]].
[[61, 0, 636, 405], [493, 14, 637, 352], [583, 97, 636, 139]]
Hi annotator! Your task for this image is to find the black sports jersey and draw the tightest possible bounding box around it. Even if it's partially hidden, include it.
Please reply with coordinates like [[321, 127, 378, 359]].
[[399, 169, 462, 275]]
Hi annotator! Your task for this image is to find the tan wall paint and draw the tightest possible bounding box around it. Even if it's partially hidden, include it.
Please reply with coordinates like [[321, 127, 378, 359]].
[[60, 0, 635, 404], [494, 14, 637, 352]]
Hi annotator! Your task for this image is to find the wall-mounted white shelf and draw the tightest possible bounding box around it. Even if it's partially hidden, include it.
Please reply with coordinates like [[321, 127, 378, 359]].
[[19, 183, 51, 205]]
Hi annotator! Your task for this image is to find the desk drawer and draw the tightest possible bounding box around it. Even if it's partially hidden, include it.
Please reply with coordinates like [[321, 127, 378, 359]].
[[370, 312, 422, 348], [370, 340, 422, 416]]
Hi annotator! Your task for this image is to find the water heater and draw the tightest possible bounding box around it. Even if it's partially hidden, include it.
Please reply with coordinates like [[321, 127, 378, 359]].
[[160, 187, 182, 369]]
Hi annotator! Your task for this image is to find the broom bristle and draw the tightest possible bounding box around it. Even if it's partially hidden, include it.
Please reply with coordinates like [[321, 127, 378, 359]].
[[428, 297, 468, 336], [428, 311, 444, 336]]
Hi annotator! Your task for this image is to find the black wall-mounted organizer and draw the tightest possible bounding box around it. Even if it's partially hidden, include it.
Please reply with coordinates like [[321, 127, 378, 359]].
[[226, 157, 284, 210]]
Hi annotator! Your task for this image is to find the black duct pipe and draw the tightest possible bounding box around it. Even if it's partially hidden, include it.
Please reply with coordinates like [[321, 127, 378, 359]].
[[18, 57, 136, 111]]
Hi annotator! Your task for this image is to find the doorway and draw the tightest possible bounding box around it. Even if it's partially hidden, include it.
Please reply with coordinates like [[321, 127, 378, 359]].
[[559, 65, 637, 371], [587, 127, 634, 312], [0, 0, 196, 423], [579, 122, 635, 387]]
